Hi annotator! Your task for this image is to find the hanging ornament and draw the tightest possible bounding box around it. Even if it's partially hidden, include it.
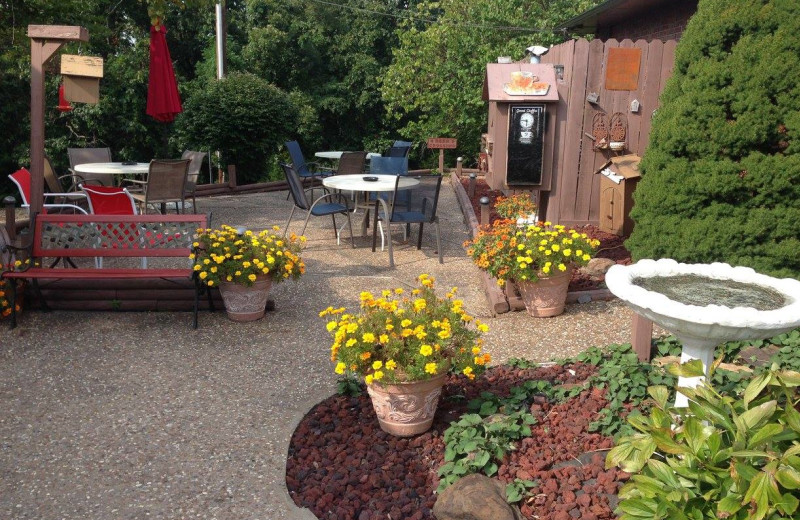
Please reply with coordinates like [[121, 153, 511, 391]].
[[57, 82, 73, 112]]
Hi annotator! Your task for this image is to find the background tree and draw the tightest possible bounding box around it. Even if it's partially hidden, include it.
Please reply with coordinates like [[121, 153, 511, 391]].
[[626, 0, 800, 278], [381, 0, 598, 167]]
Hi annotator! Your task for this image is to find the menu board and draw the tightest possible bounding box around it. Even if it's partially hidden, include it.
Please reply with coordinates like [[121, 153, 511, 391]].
[[507, 104, 545, 185]]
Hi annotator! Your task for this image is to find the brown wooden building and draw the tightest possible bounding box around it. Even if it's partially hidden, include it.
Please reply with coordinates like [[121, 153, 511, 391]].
[[559, 0, 698, 42]]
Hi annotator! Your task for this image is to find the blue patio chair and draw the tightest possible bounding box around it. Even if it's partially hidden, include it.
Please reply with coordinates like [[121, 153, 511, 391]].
[[281, 163, 355, 247], [285, 141, 332, 199], [370, 156, 408, 176]]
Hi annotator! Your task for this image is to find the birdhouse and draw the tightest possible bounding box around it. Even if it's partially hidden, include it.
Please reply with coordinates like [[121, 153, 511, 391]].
[[596, 154, 641, 236], [60, 54, 103, 104]]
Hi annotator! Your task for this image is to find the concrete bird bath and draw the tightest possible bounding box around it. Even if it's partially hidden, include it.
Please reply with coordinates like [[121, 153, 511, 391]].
[[606, 259, 800, 407]]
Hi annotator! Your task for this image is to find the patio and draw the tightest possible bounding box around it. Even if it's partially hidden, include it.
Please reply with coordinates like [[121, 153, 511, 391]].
[[1, 182, 647, 519]]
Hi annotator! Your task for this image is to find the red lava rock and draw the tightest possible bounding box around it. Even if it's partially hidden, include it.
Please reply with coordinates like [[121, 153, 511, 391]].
[[286, 365, 625, 520]]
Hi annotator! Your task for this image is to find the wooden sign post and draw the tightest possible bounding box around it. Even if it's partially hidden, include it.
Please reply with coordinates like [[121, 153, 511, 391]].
[[28, 25, 89, 215], [427, 137, 457, 173]]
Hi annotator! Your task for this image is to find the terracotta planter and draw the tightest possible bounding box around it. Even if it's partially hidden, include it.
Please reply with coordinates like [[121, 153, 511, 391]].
[[217, 277, 272, 322], [366, 372, 447, 436], [516, 268, 572, 317]]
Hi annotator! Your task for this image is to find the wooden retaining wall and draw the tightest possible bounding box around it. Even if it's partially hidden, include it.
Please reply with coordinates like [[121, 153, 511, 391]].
[[540, 38, 677, 227]]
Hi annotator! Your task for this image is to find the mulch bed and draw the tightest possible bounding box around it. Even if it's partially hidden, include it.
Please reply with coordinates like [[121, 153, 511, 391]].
[[286, 364, 629, 520], [459, 177, 632, 292]]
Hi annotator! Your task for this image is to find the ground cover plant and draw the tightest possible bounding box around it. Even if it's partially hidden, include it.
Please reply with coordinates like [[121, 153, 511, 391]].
[[286, 330, 800, 519]]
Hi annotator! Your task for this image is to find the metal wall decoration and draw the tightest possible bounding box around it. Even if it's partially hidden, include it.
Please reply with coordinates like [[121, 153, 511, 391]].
[[507, 104, 546, 185], [610, 113, 627, 151], [592, 113, 609, 150]]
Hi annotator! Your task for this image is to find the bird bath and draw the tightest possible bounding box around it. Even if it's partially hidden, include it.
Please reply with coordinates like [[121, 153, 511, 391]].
[[606, 259, 800, 407]]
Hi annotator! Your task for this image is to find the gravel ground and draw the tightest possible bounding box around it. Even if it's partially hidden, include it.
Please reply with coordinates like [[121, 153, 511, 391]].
[[0, 182, 663, 519]]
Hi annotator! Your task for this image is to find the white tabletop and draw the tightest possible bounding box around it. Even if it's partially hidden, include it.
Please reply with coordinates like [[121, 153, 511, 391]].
[[322, 174, 418, 192], [73, 162, 150, 175], [315, 151, 382, 160]]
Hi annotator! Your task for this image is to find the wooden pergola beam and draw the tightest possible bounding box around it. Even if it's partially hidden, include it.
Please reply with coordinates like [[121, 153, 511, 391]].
[[27, 25, 89, 216]]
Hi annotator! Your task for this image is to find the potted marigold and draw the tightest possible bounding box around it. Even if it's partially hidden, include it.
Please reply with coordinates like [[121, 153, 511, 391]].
[[494, 193, 537, 225], [320, 274, 490, 436], [466, 220, 600, 317], [191, 225, 305, 321]]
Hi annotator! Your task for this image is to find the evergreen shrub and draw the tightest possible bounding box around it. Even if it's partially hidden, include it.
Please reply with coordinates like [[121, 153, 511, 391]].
[[626, 0, 800, 278], [176, 73, 297, 184]]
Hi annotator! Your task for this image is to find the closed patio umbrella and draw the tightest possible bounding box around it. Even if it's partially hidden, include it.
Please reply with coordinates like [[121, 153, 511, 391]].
[[146, 23, 182, 123]]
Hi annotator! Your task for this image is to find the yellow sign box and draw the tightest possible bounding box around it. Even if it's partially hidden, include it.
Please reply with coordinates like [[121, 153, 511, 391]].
[[60, 55, 104, 78]]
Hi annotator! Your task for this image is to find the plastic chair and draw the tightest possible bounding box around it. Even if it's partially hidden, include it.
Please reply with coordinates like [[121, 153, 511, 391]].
[[8, 167, 88, 215], [372, 173, 444, 266], [181, 150, 207, 212], [130, 159, 190, 214], [67, 147, 113, 186], [281, 163, 355, 247]]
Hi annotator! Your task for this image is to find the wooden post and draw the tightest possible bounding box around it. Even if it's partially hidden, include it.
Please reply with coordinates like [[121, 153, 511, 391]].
[[227, 165, 237, 189], [438, 149, 445, 173], [4, 196, 16, 241], [456, 157, 463, 175], [632, 313, 654, 362], [427, 137, 457, 174], [27, 26, 89, 215]]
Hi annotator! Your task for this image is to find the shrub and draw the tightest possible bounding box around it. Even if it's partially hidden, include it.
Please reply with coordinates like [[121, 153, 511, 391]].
[[176, 73, 298, 184], [626, 0, 800, 279]]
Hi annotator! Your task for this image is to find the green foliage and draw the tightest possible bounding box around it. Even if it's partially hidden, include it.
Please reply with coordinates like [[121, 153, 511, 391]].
[[175, 73, 297, 184], [505, 478, 537, 504], [607, 366, 800, 520], [627, 0, 800, 279], [506, 357, 539, 369], [438, 411, 536, 492], [336, 374, 363, 396]]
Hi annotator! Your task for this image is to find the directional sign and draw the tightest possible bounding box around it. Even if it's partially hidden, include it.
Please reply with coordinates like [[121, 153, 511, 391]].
[[427, 138, 457, 149]]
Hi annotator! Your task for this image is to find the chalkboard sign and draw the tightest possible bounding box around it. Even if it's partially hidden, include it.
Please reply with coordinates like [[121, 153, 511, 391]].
[[507, 104, 545, 185]]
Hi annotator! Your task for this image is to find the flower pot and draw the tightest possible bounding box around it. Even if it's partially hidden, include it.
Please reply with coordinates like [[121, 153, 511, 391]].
[[217, 277, 272, 322], [366, 372, 447, 436], [516, 268, 572, 317]]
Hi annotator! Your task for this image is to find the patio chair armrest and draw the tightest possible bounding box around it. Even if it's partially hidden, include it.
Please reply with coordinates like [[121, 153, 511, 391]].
[[44, 191, 87, 200], [57, 173, 87, 192], [310, 191, 351, 210]]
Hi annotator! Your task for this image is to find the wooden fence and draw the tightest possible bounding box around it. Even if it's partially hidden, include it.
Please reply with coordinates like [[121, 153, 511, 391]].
[[539, 38, 677, 227]]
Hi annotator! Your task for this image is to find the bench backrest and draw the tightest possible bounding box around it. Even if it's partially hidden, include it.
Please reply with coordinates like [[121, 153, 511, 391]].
[[32, 214, 207, 259]]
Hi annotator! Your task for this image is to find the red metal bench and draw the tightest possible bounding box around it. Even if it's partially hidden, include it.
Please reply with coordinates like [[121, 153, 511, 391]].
[[1, 213, 211, 329]]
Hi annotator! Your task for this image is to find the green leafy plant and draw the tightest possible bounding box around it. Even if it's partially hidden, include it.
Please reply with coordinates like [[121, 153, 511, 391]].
[[506, 478, 537, 505], [607, 361, 800, 520], [336, 374, 363, 397], [438, 411, 536, 492]]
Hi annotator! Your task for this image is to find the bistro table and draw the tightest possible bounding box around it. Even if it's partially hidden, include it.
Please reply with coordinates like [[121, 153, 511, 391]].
[[322, 174, 418, 268], [73, 162, 150, 186], [314, 151, 382, 161]]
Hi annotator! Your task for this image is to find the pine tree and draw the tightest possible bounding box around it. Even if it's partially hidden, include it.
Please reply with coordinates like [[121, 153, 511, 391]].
[[626, 0, 800, 278]]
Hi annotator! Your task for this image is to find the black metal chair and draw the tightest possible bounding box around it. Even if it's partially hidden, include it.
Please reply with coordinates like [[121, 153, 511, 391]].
[[281, 163, 355, 247], [372, 173, 444, 266], [335, 151, 367, 175], [285, 141, 333, 198]]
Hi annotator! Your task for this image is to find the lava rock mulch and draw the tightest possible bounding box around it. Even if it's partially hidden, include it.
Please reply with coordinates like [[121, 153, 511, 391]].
[[460, 177, 632, 293], [286, 364, 630, 520]]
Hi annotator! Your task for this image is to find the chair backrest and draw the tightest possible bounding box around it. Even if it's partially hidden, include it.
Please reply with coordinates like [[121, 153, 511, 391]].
[[387, 146, 410, 158], [393, 140, 412, 148], [81, 185, 138, 215], [285, 140, 311, 176], [337, 151, 367, 175], [370, 156, 408, 176], [181, 150, 207, 187], [144, 159, 190, 204], [8, 167, 32, 205], [43, 156, 63, 193], [390, 174, 443, 223], [281, 163, 310, 211], [68, 147, 113, 185]]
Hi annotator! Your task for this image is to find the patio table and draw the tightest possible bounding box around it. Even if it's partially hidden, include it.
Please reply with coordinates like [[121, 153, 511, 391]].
[[73, 162, 149, 186], [314, 151, 381, 161]]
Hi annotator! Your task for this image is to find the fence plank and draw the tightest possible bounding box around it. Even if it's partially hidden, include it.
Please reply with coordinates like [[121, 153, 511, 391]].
[[636, 39, 664, 153], [626, 39, 650, 157]]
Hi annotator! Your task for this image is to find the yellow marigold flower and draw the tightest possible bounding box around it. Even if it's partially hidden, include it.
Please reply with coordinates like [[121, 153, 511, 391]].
[[326, 321, 338, 332], [360, 352, 371, 361], [362, 332, 376, 343], [193, 264, 202, 271], [558, 263, 567, 271], [542, 265, 551, 274], [438, 329, 451, 339], [248, 274, 257, 282], [463, 366, 474, 378], [199, 271, 208, 279], [394, 288, 404, 295], [413, 298, 427, 311], [420, 344, 433, 356], [386, 360, 397, 370], [346, 338, 357, 347], [425, 363, 438, 375], [401, 319, 412, 328], [373, 370, 384, 381], [379, 334, 389, 344], [563, 249, 572, 257], [359, 291, 373, 302], [477, 323, 489, 333], [372, 360, 383, 370], [472, 346, 481, 354], [582, 254, 591, 261], [203, 258, 211, 265], [401, 328, 413, 338], [226, 276, 233, 282], [576, 250, 583, 256], [334, 362, 346, 375], [365, 374, 374, 385], [346, 323, 358, 333], [207, 280, 214, 286]]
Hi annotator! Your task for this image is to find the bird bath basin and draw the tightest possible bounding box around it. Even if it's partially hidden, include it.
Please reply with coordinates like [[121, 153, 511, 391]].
[[606, 259, 800, 406]]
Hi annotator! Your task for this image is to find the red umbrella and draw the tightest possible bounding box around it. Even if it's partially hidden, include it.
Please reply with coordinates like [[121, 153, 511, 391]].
[[146, 23, 182, 123]]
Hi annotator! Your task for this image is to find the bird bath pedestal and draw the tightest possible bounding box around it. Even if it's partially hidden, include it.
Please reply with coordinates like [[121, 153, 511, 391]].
[[606, 259, 800, 407]]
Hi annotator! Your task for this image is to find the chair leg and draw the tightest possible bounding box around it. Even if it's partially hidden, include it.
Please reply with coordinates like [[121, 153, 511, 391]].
[[301, 212, 314, 236], [283, 206, 298, 238], [434, 219, 443, 264], [331, 214, 338, 239], [417, 223, 425, 250], [345, 211, 355, 248], [371, 204, 379, 252]]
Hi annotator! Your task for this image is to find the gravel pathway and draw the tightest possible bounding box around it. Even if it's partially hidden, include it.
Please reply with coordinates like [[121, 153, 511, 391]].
[[0, 184, 662, 519]]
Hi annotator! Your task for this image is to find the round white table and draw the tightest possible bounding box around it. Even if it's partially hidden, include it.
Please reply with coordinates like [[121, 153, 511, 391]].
[[73, 162, 149, 186], [314, 151, 382, 160], [322, 174, 418, 268]]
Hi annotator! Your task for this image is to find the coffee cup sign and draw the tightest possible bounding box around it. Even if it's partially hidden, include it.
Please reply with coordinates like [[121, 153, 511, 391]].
[[510, 71, 536, 90], [427, 138, 457, 172]]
